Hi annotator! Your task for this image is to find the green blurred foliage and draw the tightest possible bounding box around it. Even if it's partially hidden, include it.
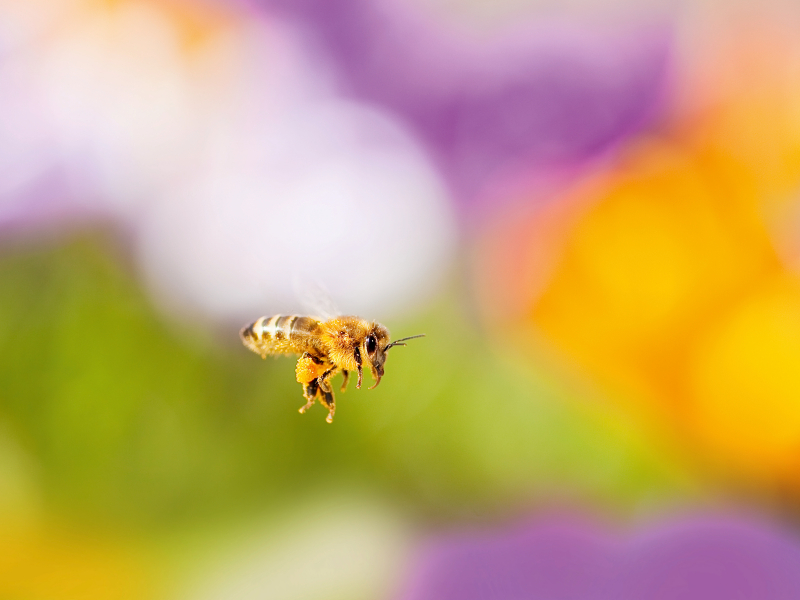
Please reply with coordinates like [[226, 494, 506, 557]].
[[0, 233, 698, 531]]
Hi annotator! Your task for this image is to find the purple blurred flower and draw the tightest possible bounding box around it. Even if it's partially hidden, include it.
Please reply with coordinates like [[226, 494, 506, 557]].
[[400, 516, 800, 600], [266, 0, 672, 214]]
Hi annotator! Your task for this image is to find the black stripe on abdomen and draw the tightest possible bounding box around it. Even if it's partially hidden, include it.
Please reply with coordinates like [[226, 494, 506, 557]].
[[288, 316, 320, 338], [274, 315, 297, 340]]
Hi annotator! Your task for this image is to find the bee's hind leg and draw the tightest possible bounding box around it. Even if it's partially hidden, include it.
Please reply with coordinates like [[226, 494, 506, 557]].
[[299, 381, 318, 414], [318, 387, 336, 424], [316, 369, 338, 423]]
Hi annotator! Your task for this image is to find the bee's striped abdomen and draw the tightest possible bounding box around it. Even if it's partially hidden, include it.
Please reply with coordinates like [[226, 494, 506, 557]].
[[240, 315, 321, 357], [257, 314, 297, 342]]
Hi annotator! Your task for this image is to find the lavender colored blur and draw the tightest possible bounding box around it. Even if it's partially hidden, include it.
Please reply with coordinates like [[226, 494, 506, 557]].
[[401, 516, 800, 600], [265, 0, 672, 212]]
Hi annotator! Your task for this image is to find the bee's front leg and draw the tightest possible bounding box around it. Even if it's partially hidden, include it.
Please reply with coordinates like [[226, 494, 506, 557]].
[[340, 370, 350, 393]]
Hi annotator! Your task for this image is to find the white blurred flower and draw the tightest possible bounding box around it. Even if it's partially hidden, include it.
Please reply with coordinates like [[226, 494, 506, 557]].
[[0, 0, 74, 52], [40, 1, 198, 217], [1, 0, 456, 322], [181, 498, 413, 600], [133, 18, 455, 322], [0, 50, 58, 205]]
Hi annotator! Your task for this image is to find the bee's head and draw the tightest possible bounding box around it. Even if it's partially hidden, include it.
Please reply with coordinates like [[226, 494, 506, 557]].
[[361, 325, 424, 389], [363, 323, 390, 389]]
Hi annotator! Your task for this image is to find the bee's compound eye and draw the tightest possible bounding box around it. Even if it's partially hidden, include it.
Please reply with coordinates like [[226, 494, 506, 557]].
[[366, 334, 377, 354]]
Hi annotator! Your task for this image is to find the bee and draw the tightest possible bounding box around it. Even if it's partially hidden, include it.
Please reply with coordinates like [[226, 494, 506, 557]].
[[240, 315, 424, 423]]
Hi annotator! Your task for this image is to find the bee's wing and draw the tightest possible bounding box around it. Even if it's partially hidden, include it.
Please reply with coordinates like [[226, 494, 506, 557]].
[[292, 276, 341, 320]]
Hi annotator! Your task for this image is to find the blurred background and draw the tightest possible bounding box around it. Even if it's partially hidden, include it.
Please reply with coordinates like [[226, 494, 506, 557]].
[[3, 0, 800, 598]]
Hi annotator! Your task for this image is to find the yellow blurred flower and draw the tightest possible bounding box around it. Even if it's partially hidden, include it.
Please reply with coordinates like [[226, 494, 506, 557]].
[[688, 274, 800, 478], [0, 519, 158, 600], [476, 29, 800, 490]]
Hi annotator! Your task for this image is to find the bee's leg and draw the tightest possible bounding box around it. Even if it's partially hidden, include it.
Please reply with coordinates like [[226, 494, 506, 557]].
[[317, 368, 338, 394], [299, 380, 318, 414], [297, 353, 334, 417], [340, 370, 350, 393], [354, 347, 363, 389], [318, 387, 336, 424]]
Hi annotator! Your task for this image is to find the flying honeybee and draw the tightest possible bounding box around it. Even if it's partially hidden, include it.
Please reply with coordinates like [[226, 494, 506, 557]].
[[240, 315, 423, 423]]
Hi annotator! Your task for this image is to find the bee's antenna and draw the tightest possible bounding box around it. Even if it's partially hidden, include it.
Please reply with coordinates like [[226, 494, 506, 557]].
[[385, 334, 425, 351]]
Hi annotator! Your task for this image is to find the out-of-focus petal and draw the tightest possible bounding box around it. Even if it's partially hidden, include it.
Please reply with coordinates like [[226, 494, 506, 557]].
[[400, 516, 800, 600], [133, 19, 454, 321], [472, 25, 800, 491], [183, 499, 411, 600], [270, 0, 672, 213], [0, 0, 456, 321], [402, 519, 613, 600]]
